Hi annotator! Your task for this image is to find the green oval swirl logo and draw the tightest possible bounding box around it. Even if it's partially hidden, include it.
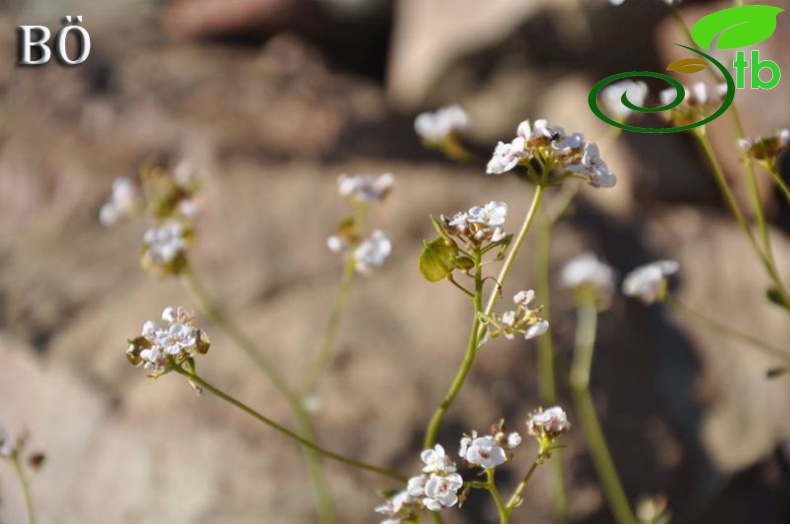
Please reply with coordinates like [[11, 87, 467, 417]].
[[589, 5, 783, 133]]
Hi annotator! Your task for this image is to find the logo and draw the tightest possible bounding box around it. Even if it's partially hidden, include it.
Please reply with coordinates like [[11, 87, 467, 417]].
[[589, 5, 784, 133]]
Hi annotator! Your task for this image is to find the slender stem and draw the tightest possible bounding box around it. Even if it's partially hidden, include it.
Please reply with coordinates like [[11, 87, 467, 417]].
[[668, 297, 790, 363], [505, 454, 543, 512], [303, 258, 357, 394], [486, 468, 510, 524], [447, 275, 475, 299], [768, 165, 790, 204], [481, 185, 546, 323], [423, 249, 484, 448], [176, 368, 406, 481], [534, 205, 570, 523], [294, 412, 336, 524], [181, 264, 297, 405], [570, 300, 636, 524], [691, 130, 790, 306], [10, 453, 37, 524], [182, 265, 337, 522]]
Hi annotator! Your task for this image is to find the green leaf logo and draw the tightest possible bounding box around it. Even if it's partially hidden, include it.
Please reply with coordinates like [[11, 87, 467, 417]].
[[691, 5, 784, 51]]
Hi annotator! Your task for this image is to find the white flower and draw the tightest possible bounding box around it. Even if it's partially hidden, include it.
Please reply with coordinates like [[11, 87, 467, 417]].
[[142, 219, 188, 267], [423, 473, 463, 511], [689, 81, 708, 105], [659, 86, 682, 107], [467, 201, 508, 228], [173, 160, 202, 190], [506, 432, 522, 449], [525, 320, 550, 340], [500, 310, 517, 328], [459, 431, 478, 458], [421, 444, 456, 474], [353, 230, 391, 273], [567, 143, 617, 188], [129, 306, 209, 378], [326, 235, 348, 254], [600, 80, 648, 118], [518, 119, 563, 141], [99, 177, 140, 226], [375, 490, 414, 522], [415, 105, 469, 142], [0, 426, 19, 458], [495, 289, 549, 340], [527, 406, 571, 439], [551, 132, 585, 155], [337, 173, 394, 202], [486, 138, 526, 175], [513, 289, 535, 307], [780, 128, 790, 145], [622, 260, 679, 304], [559, 252, 615, 297], [406, 475, 427, 498], [463, 435, 507, 468]]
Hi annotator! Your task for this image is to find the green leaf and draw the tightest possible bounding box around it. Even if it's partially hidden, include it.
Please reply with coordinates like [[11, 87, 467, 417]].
[[766, 287, 790, 311], [419, 237, 459, 282], [691, 5, 784, 51], [667, 57, 709, 74]]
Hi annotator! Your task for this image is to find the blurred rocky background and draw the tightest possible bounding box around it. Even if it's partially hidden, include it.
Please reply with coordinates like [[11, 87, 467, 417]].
[[1, 0, 789, 523]]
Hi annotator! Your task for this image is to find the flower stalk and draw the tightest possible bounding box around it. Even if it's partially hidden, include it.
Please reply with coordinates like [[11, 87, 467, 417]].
[[174, 367, 406, 481], [570, 298, 637, 524]]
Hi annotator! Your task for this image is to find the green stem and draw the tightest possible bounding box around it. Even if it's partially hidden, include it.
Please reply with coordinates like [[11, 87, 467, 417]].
[[481, 185, 546, 324], [505, 454, 543, 513], [534, 206, 570, 524], [691, 130, 790, 307], [181, 265, 337, 522], [423, 248, 484, 449], [768, 165, 790, 204], [181, 264, 297, 405], [303, 257, 357, 394], [668, 297, 790, 363], [486, 468, 510, 524], [570, 300, 636, 524], [10, 452, 37, 524], [672, 7, 789, 307], [175, 368, 406, 481], [294, 413, 336, 524]]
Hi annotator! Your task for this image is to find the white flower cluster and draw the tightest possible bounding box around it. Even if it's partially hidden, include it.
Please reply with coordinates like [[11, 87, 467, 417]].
[[414, 105, 470, 143], [600, 80, 648, 119], [459, 428, 521, 469], [738, 128, 790, 162], [486, 119, 616, 188], [337, 173, 394, 203], [562, 254, 681, 306], [559, 252, 616, 300], [622, 260, 678, 304], [0, 425, 20, 458], [126, 306, 210, 378], [99, 177, 141, 227], [494, 290, 550, 340], [526, 406, 571, 454], [353, 230, 392, 273], [376, 444, 463, 522], [141, 219, 190, 273], [328, 229, 392, 274], [659, 81, 726, 109], [443, 201, 508, 244]]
